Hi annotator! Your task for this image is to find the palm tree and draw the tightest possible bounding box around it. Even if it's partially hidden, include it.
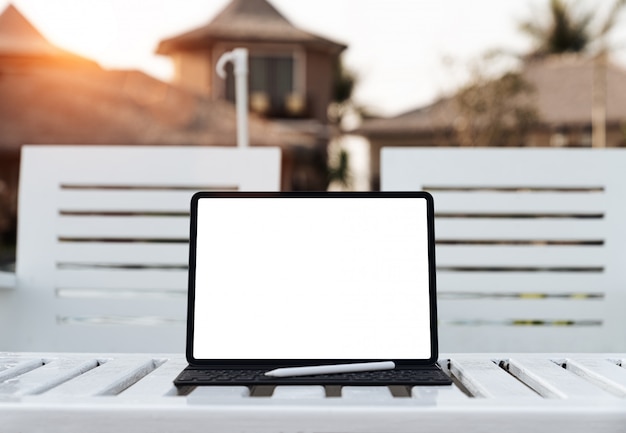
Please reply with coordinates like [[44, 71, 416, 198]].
[[520, 0, 593, 57], [519, 0, 626, 147], [520, 0, 625, 57]]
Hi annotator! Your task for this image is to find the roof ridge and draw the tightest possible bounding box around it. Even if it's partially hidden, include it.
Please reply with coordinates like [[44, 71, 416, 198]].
[[210, 0, 292, 26], [0, 3, 59, 55], [0, 3, 99, 67], [156, 0, 346, 55]]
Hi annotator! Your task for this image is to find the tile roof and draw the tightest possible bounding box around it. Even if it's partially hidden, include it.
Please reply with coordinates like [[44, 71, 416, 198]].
[[358, 55, 626, 137], [0, 66, 309, 153], [525, 55, 626, 125], [357, 99, 457, 137], [156, 0, 346, 55]]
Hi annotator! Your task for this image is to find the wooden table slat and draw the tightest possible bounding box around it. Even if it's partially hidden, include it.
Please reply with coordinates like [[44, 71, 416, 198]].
[[505, 358, 616, 399], [563, 358, 626, 397], [186, 386, 250, 404], [2, 353, 626, 433], [341, 386, 394, 400], [449, 358, 539, 398], [411, 385, 469, 401], [272, 386, 326, 399], [42, 357, 158, 397], [120, 358, 188, 398], [0, 359, 43, 382], [0, 358, 97, 397]]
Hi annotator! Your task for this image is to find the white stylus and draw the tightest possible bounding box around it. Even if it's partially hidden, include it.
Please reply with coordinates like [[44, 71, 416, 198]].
[[264, 361, 396, 377]]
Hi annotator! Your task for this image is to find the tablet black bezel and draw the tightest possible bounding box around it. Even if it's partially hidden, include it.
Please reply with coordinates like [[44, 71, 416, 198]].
[[185, 191, 439, 368]]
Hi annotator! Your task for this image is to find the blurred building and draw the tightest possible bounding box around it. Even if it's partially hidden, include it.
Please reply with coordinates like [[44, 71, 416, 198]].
[[0, 3, 330, 246], [359, 55, 626, 189], [156, 0, 347, 188]]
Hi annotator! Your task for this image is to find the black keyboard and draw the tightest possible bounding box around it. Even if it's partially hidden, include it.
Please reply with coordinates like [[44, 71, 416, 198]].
[[174, 365, 452, 386]]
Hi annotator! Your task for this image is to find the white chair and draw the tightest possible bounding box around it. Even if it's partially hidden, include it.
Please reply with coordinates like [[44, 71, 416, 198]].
[[0, 145, 281, 352], [382, 147, 626, 352]]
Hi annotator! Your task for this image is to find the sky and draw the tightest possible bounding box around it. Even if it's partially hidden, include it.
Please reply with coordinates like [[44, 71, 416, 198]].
[[3, 0, 626, 116]]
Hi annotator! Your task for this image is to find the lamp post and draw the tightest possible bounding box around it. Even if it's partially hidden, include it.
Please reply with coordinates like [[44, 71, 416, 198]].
[[216, 48, 249, 148]]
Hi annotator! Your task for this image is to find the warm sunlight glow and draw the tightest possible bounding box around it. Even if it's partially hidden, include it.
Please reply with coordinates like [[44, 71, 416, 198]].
[[49, 3, 120, 62], [3, 0, 185, 80]]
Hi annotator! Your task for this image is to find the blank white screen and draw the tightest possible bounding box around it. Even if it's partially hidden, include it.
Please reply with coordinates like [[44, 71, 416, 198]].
[[192, 197, 432, 360]]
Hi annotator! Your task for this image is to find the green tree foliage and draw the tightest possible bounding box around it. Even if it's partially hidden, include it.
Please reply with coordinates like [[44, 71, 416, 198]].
[[519, 0, 626, 147], [454, 69, 539, 147], [326, 57, 358, 189], [333, 59, 356, 106], [328, 58, 359, 128], [451, 0, 626, 148], [520, 0, 592, 56], [519, 0, 626, 57], [326, 146, 351, 188], [449, 50, 539, 147]]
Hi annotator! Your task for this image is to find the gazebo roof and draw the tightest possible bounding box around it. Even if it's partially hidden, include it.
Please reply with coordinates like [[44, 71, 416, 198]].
[[156, 0, 346, 55]]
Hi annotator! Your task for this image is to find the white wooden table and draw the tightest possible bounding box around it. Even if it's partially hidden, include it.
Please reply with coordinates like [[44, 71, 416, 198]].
[[1, 353, 625, 433]]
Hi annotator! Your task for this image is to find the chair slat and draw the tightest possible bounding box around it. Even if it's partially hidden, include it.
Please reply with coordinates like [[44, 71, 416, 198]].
[[57, 216, 189, 239], [432, 191, 606, 213], [54, 296, 186, 319], [56, 243, 189, 266], [439, 327, 617, 353], [56, 269, 188, 291], [57, 190, 197, 213], [438, 272, 606, 295], [439, 299, 606, 321], [436, 219, 605, 240], [437, 245, 606, 267]]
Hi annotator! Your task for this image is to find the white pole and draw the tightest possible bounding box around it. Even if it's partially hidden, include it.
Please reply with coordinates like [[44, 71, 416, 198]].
[[216, 48, 249, 148]]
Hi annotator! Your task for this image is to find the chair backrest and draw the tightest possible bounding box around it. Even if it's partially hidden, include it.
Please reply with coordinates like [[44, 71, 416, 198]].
[[382, 147, 626, 352], [0, 145, 281, 352]]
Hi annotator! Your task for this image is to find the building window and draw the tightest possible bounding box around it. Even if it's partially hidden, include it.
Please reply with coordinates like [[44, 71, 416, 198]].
[[226, 54, 304, 118]]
